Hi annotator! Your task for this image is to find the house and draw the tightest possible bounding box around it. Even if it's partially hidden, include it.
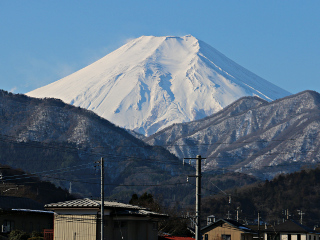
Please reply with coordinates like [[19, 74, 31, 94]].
[[263, 220, 319, 240], [45, 198, 168, 240], [0, 196, 53, 235], [201, 219, 257, 240]]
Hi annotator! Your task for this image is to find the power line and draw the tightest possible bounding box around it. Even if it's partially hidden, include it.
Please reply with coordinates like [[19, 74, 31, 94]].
[[2, 163, 95, 180]]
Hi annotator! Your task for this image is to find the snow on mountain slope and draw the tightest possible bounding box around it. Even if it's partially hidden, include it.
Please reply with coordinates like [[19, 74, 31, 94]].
[[27, 35, 291, 136]]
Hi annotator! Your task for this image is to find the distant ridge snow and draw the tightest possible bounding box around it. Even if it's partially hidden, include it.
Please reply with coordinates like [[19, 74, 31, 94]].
[[27, 35, 291, 136]]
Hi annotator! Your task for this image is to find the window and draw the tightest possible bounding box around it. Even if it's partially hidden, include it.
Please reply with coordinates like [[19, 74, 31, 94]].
[[297, 235, 301, 240], [152, 222, 158, 231], [205, 234, 208, 240], [288, 234, 291, 240], [2, 220, 14, 233], [222, 234, 231, 240]]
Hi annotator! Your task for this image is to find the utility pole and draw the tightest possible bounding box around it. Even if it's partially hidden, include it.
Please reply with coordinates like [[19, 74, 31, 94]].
[[196, 155, 201, 240], [185, 155, 205, 240], [100, 157, 104, 240]]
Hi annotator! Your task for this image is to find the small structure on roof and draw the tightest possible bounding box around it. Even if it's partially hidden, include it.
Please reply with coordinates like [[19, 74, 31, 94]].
[[45, 198, 168, 240], [201, 219, 257, 240]]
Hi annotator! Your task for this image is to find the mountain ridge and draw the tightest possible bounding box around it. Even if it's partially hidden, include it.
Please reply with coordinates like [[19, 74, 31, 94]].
[[0, 89, 190, 196], [145, 90, 320, 179]]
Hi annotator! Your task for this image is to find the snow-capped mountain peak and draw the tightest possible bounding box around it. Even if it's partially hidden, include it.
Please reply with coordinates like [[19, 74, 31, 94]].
[[27, 35, 291, 136]]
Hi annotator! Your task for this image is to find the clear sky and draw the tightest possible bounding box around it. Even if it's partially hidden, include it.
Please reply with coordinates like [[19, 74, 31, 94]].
[[1, 1, 319, 94]]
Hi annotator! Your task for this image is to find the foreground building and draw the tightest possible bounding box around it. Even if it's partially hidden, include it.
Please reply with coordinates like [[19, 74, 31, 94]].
[[201, 219, 257, 240], [263, 220, 319, 240], [0, 196, 53, 235], [45, 198, 167, 240]]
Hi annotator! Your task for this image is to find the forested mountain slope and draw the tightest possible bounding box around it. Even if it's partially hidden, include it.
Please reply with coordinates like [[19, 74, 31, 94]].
[[0, 90, 190, 197], [202, 166, 320, 228]]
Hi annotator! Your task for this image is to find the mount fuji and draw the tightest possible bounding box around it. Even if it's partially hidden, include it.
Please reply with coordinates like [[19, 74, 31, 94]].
[[27, 35, 291, 136]]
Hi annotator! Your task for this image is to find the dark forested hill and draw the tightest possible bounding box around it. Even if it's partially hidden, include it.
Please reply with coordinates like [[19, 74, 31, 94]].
[[202, 166, 320, 228], [0, 164, 74, 204]]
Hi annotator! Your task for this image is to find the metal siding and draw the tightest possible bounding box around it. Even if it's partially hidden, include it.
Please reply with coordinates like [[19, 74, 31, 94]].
[[54, 214, 97, 240]]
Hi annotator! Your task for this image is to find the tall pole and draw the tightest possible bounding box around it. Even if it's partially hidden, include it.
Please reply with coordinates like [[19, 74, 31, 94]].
[[101, 157, 104, 240], [195, 155, 202, 240], [184, 155, 205, 240]]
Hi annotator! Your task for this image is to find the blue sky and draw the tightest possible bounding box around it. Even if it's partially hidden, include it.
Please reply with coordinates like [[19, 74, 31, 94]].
[[1, 1, 320, 94]]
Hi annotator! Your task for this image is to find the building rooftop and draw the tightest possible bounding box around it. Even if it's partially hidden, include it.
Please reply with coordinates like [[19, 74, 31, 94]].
[[264, 220, 318, 234], [45, 198, 168, 218], [201, 219, 256, 234], [45, 198, 144, 210]]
